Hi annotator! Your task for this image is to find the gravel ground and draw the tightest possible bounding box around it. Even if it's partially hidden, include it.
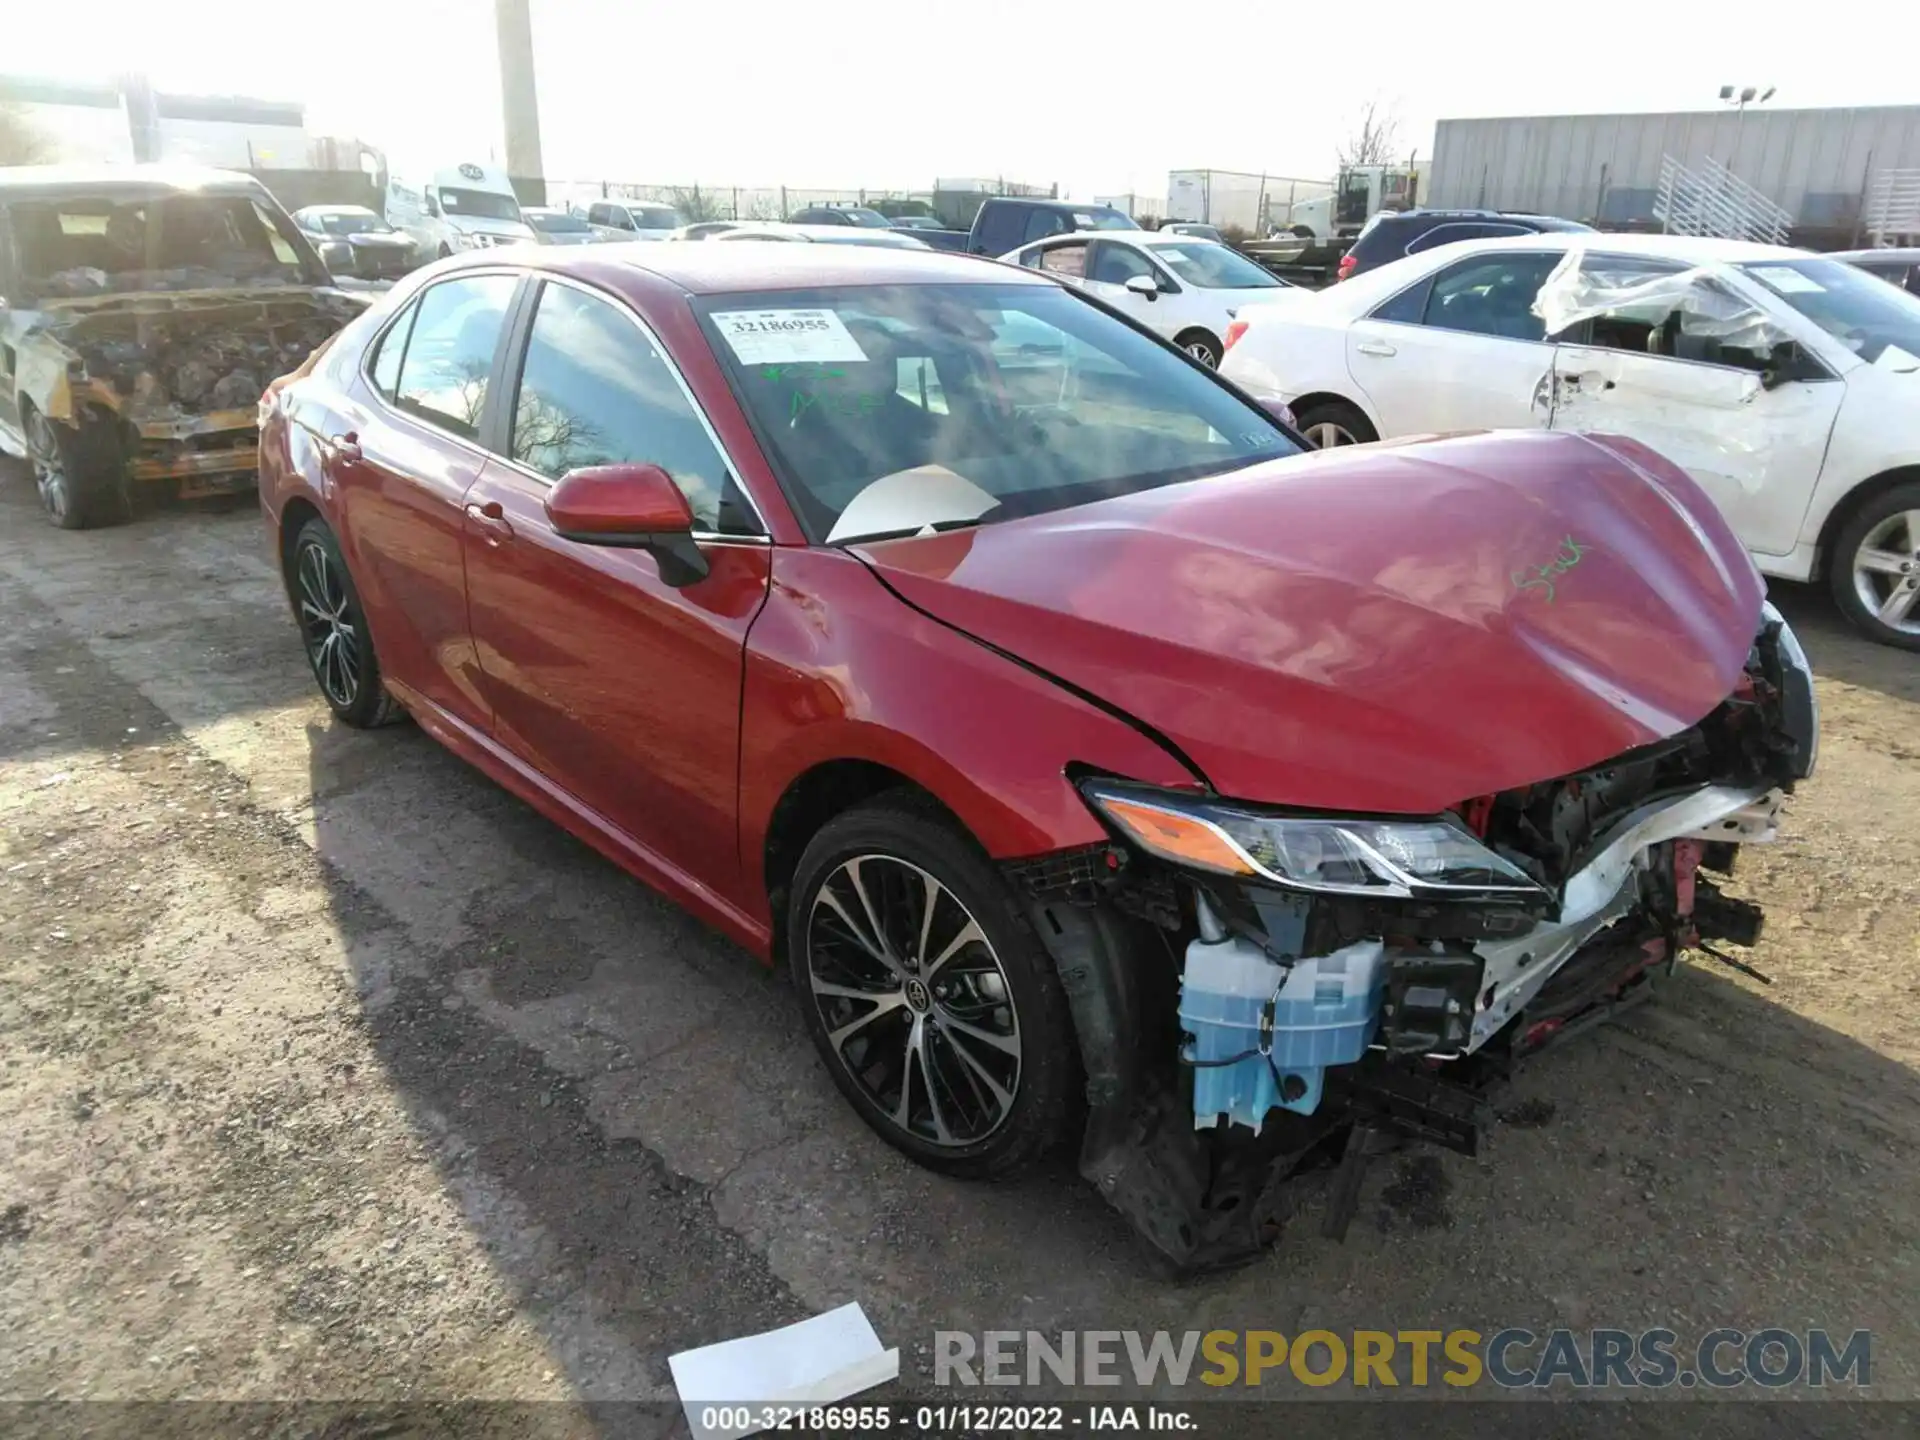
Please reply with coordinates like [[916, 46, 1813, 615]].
[[2, 471, 1916, 1431]]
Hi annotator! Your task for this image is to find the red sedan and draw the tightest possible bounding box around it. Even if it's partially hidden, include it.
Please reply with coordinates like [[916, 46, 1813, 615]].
[[260, 243, 1817, 1269]]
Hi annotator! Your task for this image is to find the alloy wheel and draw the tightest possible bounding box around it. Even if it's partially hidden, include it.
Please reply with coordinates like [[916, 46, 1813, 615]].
[[804, 854, 1022, 1147], [296, 540, 363, 708], [1306, 422, 1358, 449], [1851, 510, 1920, 637], [25, 411, 69, 524], [1185, 340, 1218, 367]]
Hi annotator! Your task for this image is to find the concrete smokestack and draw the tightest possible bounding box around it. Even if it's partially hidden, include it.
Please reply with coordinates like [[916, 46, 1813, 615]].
[[494, 0, 545, 199]]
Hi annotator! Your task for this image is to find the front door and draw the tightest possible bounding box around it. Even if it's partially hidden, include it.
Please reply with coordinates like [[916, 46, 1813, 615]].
[[1347, 249, 1565, 436], [1545, 261, 1843, 558], [330, 270, 520, 730], [461, 277, 771, 904], [1081, 239, 1181, 340]]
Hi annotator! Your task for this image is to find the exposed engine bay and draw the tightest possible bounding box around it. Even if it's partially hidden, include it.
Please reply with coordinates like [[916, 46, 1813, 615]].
[[1010, 605, 1818, 1272]]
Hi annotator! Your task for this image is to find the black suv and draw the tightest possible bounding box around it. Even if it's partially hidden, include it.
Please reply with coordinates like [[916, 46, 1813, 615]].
[[1338, 208, 1593, 280]]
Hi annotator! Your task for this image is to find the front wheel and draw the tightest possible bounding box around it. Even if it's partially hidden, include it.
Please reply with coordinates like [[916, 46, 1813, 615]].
[[1176, 330, 1222, 368], [25, 406, 131, 530], [1830, 482, 1920, 650], [786, 796, 1079, 1179], [1291, 398, 1377, 450], [289, 518, 407, 726]]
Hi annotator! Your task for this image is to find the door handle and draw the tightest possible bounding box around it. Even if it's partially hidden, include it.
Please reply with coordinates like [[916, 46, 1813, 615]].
[[326, 430, 361, 461], [464, 499, 514, 540], [1356, 341, 1396, 358]]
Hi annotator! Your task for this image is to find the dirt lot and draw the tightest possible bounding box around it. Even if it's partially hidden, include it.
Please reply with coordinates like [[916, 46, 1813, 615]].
[[2, 469, 1918, 1429]]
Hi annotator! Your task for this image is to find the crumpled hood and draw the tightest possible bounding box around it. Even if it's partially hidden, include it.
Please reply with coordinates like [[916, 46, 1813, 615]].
[[854, 430, 1764, 813]]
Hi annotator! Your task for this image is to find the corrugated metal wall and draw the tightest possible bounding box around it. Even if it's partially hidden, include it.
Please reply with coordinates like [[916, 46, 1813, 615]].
[[1429, 106, 1920, 229]]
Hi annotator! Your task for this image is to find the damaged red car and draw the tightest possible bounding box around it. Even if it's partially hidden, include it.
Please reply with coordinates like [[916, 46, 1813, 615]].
[[259, 245, 1818, 1270]]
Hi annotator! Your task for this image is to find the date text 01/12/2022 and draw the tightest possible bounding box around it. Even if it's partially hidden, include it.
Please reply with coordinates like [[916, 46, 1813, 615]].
[[694, 1405, 1195, 1433]]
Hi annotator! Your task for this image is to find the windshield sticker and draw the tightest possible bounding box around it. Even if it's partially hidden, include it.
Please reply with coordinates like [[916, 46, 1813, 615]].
[[1750, 266, 1824, 295], [1512, 536, 1590, 604], [711, 309, 869, 366]]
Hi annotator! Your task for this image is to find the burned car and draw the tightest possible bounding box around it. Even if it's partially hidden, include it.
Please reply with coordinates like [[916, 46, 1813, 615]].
[[0, 166, 366, 529], [259, 245, 1817, 1273]]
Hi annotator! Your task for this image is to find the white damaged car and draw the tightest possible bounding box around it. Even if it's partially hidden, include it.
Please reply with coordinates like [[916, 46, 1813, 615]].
[[1219, 233, 1920, 648]]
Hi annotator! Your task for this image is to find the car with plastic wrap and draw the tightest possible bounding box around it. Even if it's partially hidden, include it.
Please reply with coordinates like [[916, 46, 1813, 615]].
[[1, 165, 367, 529], [257, 242, 1817, 1271], [1220, 232, 1920, 650]]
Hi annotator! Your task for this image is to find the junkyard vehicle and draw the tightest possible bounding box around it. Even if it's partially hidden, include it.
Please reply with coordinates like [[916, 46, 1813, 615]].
[[1831, 246, 1920, 297], [584, 199, 683, 243], [1332, 207, 1593, 282], [1221, 232, 1920, 649], [786, 205, 897, 229], [385, 163, 537, 257], [260, 243, 1815, 1270], [710, 224, 932, 249], [0, 166, 367, 529], [1004, 231, 1292, 366], [521, 206, 604, 246], [292, 204, 421, 280]]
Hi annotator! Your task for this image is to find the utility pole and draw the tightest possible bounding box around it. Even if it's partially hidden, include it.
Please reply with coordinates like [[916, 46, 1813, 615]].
[[495, 0, 546, 201]]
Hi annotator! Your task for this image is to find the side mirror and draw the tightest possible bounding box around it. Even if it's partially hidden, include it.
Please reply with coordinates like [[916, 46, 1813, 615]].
[[424, 195, 441, 217], [545, 463, 709, 586], [1760, 339, 1806, 391], [1124, 274, 1159, 300]]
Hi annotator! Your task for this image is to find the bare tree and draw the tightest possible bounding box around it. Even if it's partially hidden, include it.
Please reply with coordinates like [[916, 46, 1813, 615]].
[[1336, 100, 1401, 168], [1, 104, 51, 166], [668, 184, 727, 223]]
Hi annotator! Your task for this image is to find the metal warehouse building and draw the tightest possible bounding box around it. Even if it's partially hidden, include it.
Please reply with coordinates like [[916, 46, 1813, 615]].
[[1427, 104, 1920, 238]]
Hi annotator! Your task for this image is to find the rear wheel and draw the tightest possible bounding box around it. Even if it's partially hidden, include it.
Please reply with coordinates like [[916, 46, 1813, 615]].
[[1175, 329, 1223, 368], [1291, 398, 1377, 450], [786, 796, 1079, 1178], [25, 406, 131, 530], [1830, 481, 1920, 650], [289, 518, 406, 726]]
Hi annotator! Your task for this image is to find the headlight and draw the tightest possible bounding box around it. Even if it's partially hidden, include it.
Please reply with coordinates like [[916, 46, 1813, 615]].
[[1079, 780, 1548, 901]]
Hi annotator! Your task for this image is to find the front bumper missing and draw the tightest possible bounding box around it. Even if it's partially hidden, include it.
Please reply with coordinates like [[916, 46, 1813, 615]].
[[1468, 783, 1781, 1051]]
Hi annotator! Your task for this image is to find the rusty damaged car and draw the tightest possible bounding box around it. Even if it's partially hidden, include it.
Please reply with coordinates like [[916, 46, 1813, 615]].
[[0, 165, 367, 529]]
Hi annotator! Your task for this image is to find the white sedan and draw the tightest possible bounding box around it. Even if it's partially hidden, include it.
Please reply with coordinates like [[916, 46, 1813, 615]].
[[1001, 231, 1292, 367], [1219, 232, 1920, 649]]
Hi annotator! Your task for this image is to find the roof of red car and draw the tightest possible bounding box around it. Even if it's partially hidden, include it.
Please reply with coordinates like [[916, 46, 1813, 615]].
[[540, 239, 1045, 295]]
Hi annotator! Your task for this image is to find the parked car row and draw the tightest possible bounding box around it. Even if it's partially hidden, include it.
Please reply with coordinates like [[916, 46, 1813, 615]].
[[255, 238, 1817, 1269]]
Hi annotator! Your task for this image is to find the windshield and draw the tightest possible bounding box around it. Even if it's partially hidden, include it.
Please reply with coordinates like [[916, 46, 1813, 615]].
[[12, 193, 320, 297], [633, 205, 682, 229], [1740, 258, 1920, 365], [1152, 241, 1282, 289], [319, 211, 392, 236], [529, 211, 591, 234], [696, 282, 1298, 543], [1077, 210, 1138, 231], [438, 187, 523, 223]]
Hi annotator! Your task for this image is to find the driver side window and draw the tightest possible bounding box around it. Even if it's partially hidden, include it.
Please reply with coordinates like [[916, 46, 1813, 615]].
[[1087, 241, 1156, 285]]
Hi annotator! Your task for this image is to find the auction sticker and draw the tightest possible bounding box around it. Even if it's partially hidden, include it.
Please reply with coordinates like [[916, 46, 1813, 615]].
[[711, 309, 869, 366]]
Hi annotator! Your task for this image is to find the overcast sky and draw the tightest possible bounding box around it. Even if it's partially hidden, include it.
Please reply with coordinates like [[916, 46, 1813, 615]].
[[12, 0, 1918, 198]]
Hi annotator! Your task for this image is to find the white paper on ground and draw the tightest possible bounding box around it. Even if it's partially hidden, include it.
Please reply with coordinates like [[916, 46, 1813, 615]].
[[668, 1301, 900, 1440]]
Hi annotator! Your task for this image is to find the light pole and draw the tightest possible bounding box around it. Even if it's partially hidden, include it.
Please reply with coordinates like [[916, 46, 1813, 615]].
[[1718, 85, 1775, 174]]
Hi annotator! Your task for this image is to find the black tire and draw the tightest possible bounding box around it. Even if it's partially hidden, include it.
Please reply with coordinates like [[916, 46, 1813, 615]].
[[1829, 480, 1920, 651], [288, 517, 407, 727], [1175, 329, 1223, 369], [437, 243, 452, 260], [785, 793, 1080, 1179], [25, 405, 131, 530], [1289, 225, 1315, 240], [1292, 398, 1377, 450]]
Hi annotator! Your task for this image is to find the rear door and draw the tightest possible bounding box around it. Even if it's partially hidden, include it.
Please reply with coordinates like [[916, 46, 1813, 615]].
[[461, 277, 771, 901], [1546, 255, 1843, 558], [1346, 249, 1564, 435], [327, 270, 521, 730]]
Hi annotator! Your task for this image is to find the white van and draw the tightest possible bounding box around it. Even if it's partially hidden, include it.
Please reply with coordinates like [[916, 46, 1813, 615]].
[[385, 162, 536, 258]]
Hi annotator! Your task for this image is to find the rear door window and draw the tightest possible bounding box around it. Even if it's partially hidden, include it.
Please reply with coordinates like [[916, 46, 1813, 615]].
[[1037, 242, 1089, 279], [390, 273, 519, 439]]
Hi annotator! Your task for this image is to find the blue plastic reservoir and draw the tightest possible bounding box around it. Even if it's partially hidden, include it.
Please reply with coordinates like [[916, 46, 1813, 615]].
[[1180, 938, 1386, 1130]]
